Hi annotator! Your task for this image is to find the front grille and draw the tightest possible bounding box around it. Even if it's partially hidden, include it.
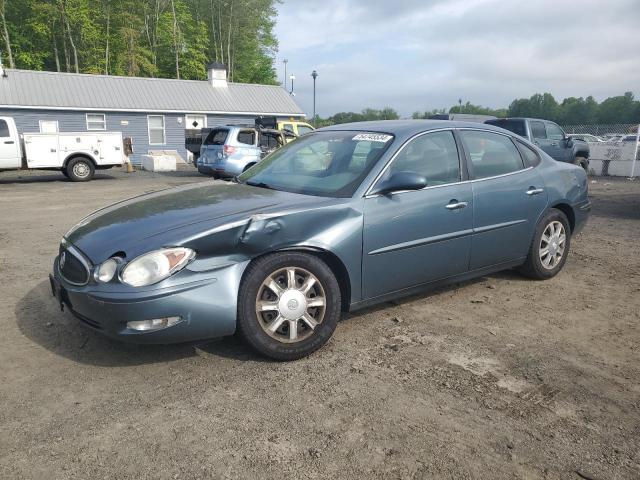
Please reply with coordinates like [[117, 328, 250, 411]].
[[58, 244, 90, 285]]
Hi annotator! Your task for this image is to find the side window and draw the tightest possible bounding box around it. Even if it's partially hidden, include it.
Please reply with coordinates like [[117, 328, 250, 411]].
[[460, 130, 525, 179], [516, 141, 541, 167], [382, 130, 460, 186], [546, 122, 565, 140], [259, 132, 283, 149], [530, 121, 547, 140], [237, 130, 256, 145], [0, 119, 9, 137], [281, 123, 294, 133], [297, 125, 314, 135]]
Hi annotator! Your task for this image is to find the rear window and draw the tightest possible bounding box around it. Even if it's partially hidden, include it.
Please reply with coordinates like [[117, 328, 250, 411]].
[[516, 141, 541, 168], [203, 129, 228, 145], [486, 120, 527, 138]]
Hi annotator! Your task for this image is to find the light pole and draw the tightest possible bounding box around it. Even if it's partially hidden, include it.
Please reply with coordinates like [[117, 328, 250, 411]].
[[289, 74, 295, 95], [282, 59, 288, 88], [311, 70, 318, 127], [458, 98, 463, 114]]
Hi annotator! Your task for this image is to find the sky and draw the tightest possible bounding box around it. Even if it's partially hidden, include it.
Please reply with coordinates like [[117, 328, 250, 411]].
[[275, 0, 640, 118]]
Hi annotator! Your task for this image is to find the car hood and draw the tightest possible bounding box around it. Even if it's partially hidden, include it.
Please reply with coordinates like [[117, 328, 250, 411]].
[[65, 182, 331, 262]]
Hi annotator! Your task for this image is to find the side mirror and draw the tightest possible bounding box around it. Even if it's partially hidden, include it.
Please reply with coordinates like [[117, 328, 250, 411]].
[[371, 171, 427, 196], [565, 137, 574, 148]]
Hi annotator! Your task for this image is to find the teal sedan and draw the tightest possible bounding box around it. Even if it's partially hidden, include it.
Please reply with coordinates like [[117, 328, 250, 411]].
[[51, 121, 590, 360]]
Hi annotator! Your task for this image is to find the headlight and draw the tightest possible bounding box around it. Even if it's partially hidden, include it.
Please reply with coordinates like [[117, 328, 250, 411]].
[[121, 248, 194, 287], [94, 258, 119, 283]]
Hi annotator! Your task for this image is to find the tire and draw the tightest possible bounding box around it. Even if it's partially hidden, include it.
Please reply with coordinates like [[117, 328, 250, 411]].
[[237, 252, 341, 361], [518, 208, 571, 280], [61, 169, 69, 178], [197, 167, 219, 178], [242, 163, 256, 173], [66, 157, 95, 182], [573, 156, 589, 173]]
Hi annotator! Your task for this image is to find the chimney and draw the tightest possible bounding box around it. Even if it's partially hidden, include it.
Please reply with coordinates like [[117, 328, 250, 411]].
[[207, 61, 228, 88]]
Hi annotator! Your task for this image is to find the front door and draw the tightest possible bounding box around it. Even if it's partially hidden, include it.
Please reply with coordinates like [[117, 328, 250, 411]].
[[458, 129, 548, 270], [0, 118, 20, 169], [362, 130, 473, 299], [544, 121, 571, 162]]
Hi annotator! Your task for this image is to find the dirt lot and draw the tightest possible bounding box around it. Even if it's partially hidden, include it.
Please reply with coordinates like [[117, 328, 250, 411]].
[[1, 168, 639, 480]]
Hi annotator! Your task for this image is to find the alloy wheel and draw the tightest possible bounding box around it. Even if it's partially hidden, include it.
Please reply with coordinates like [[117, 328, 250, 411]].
[[255, 267, 326, 343], [539, 220, 566, 269]]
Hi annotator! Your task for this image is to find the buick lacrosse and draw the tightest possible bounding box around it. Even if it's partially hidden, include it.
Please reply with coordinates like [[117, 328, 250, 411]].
[[50, 121, 590, 360]]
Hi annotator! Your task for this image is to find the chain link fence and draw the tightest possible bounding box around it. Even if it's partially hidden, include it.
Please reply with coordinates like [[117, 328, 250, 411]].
[[561, 124, 640, 177]]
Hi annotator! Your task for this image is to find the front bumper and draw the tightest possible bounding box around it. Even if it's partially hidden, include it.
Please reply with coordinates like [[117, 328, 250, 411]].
[[50, 259, 248, 344]]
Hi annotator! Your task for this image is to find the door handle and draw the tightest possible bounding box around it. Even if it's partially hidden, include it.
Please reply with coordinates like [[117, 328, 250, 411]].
[[527, 187, 544, 196], [4, 140, 14, 144], [550, 142, 558, 147], [446, 200, 468, 210]]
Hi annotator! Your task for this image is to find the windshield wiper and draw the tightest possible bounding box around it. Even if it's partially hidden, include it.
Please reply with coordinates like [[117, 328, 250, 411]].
[[245, 180, 275, 190]]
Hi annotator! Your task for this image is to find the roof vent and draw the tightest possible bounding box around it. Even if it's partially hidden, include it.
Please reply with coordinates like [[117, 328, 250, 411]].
[[207, 61, 227, 88]]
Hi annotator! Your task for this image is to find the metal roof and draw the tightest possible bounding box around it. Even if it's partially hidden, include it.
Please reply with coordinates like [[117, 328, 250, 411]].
[[0, 69, 305, 116]]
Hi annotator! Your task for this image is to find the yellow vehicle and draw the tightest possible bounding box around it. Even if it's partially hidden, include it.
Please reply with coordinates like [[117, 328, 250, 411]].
[[278, 120, 315, 141]]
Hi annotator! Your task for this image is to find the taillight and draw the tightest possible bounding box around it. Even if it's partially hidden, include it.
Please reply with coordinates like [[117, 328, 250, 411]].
[[223, 145, 237, 156]]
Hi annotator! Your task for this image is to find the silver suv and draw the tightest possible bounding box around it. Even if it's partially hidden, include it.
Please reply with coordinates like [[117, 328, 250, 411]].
[[197, 125, 289, 178]]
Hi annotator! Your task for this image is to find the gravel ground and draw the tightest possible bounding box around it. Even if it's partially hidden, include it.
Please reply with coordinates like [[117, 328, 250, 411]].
[[1, 168, 639, 480]]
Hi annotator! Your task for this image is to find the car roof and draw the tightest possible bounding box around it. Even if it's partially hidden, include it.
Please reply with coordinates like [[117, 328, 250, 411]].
[[318, 119, 510, 138]]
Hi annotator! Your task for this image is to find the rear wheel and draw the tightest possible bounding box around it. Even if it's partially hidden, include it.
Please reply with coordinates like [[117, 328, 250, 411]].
[[519, 208, 571, 280], [237, 252, 341, 361], [242, 163, 256, 173], [66, 157, 95, 182]]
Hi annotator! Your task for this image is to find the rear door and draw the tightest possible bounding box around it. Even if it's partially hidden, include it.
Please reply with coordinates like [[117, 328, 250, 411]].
[[0, 118, 21, 168], [459, 129, 547, 270]]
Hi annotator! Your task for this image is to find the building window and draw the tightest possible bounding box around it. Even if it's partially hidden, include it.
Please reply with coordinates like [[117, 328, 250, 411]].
[[39, 120, 59, 133], [148, 115, 166, 145], [86, 113, 106, 131]]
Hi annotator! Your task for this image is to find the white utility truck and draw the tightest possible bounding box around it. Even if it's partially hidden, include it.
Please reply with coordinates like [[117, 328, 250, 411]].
[[0, 117, 124, 181]]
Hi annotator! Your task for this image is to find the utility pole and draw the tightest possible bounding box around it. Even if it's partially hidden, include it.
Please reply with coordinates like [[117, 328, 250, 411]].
[[458, 98, 463, 114], [289, 74, 295, 95], [311, 70, 318, 127]]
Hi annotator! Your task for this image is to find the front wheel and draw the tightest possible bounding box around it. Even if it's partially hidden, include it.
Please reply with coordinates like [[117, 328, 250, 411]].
[[237, 252, 341, 361], [518, 208, 571, 280], [66, 157, 95, 182], [573, 156, 589, 173]]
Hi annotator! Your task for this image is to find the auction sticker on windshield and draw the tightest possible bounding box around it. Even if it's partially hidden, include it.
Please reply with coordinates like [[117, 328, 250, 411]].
[[352, 133, 393, 143]]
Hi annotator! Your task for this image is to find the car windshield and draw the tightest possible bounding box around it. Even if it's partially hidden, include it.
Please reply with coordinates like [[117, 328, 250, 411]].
[[238, 131, 395, 197]]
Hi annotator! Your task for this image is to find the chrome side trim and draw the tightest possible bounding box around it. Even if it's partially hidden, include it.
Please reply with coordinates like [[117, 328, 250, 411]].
[[473, 219, 527, 234], [368, 228, 474, 255], [367, 219, 527, 256]]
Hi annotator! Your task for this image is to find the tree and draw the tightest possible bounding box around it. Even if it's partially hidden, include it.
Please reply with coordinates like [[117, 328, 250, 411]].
[[0, 0, 279, 84]]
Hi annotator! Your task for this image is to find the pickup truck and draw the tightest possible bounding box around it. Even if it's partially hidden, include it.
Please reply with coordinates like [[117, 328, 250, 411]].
[[0, 116, 124, 181], [485, 118, 590, 171]]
